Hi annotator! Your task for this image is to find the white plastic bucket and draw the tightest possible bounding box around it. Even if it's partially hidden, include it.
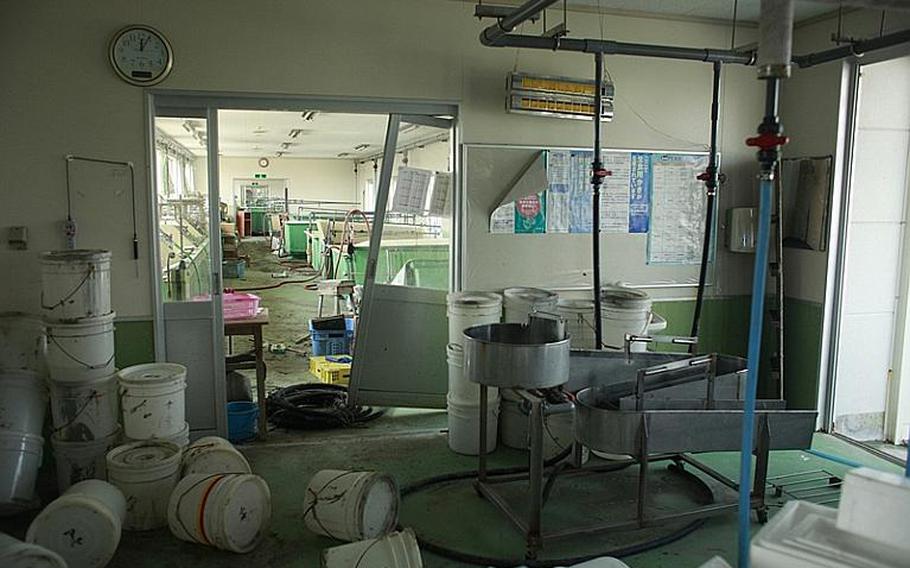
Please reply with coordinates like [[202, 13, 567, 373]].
[[106, 440, 182, 531], [503, 287, 559, 324], [446, 292, 502, 347], [0, 313, 47, 374], [118, 363, 187, 440], [322, 528, 423, 568], [445, 343, 498, 406], [51, 429, 121, 493], [556, 299, 596, 350], [446, 395, 499, 456], [49, 374, 119, 441], [303, 469, 399, 542], [0, 371, 47, 435], [26, 480, 126, 568], [46, 314, 116, 382], [125, 421, 190, 448], [168, 473, 271, 553], [499, 399, 587, 462], [41, 250, 112, 322], [600, 287, 652, 350], [0, 532, 66, 568], [181, 436, 251, 476], [0, 431, 43, 510]]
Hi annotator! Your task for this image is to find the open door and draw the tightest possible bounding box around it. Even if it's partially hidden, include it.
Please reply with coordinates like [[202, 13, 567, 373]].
[[349, 114, 456, 408], [151, 106, 227, 437]]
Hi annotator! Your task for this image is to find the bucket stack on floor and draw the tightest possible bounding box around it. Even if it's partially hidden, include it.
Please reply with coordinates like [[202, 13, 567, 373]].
[[118, 363, 189, 447], [0, 313, 48, 515], [40, 250, 124, 493], [304, 468, 423, 568], [445, 291, 503, 455]]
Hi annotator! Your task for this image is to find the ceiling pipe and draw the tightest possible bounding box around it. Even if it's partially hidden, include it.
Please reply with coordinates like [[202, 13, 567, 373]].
[[479, 0, 559, 47], [794, 27, 910, 67]]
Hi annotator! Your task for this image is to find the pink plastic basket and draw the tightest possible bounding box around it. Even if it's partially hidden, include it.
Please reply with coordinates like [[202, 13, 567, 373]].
[[222, 292, 260, 319]]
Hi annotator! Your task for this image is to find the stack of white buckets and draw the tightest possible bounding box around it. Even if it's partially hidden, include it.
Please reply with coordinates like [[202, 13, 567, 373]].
[[40, 250, 124, 492], [0, 313, 48, 514]]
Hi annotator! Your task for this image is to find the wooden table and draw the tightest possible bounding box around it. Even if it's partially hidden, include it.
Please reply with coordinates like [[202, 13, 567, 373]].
[[224, 308, 269, 438]]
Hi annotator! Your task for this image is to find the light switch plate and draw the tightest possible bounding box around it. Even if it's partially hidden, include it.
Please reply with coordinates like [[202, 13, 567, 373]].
[[8, 226, 27, 250]]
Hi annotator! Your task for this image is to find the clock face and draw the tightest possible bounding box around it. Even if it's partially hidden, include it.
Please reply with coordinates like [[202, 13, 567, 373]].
[[109, 25, 173, 86]]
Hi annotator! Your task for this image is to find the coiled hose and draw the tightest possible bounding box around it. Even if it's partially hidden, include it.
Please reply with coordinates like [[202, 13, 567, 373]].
[[266, 384, 384, 429]]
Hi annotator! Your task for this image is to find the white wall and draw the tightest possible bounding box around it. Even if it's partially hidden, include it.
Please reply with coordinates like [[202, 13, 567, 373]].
[[3, 0, 856, 319], [218, 157, 356, 206]]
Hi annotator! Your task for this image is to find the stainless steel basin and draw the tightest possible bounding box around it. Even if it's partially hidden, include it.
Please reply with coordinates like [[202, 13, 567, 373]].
[[463, 323, 570, 389]]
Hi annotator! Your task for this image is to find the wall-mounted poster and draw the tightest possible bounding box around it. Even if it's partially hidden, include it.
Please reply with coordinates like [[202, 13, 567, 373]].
[[515, 192, 547, 234]]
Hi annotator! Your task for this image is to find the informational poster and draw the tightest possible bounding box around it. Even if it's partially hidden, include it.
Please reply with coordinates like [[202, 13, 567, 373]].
[[429, 172, 452, 217], [629, 152, 652, 233], [647, 153, 709, 264], [515, 192, 547, 234], [392, 167, 432, 214], [600, 152, 632, 233], [490, 202, 515, 234]]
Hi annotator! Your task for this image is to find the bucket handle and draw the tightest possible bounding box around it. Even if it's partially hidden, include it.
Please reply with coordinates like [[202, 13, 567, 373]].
[[303, 471, 360, 538], [41, 265, 95, 312], [51, 388, 103, 436], [48, 334, 115, 370]]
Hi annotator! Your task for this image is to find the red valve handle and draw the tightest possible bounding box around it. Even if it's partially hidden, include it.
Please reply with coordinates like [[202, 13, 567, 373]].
[[745, 132, 790, 150], [593, 169, 613, 177], [696, 171, 711, 182]]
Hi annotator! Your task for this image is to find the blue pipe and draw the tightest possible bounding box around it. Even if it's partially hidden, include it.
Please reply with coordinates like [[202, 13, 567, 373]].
[[737, 174, 774, 568], [805, 449, 863, 469]]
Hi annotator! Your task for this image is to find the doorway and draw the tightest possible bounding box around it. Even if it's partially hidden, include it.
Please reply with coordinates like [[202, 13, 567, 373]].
[[148, 95, 458, 438], [829, 55, 910, 451]]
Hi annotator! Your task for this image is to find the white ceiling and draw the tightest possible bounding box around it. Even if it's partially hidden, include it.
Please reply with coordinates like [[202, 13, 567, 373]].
[[561, 0, 837, 23], [156, 111, 447, 159]]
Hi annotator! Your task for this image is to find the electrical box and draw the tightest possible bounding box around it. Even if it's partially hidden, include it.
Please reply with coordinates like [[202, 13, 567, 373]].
[[7, 226, 27, 250], [726, 207, 756, 253]]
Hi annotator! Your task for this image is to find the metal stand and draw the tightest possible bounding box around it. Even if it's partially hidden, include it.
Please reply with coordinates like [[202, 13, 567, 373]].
[[473, 359, 775, 560]]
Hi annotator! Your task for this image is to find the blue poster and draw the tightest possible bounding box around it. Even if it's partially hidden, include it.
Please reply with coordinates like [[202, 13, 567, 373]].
[[628, 152, 651, 233]]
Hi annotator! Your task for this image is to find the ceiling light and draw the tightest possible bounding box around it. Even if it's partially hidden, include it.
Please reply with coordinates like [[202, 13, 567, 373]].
[[253, 127, 267, 135], [181, 121, 194, 134], [399, 124, 419, 134], [280, 142, 292, 149], [301, 111, 317, 121], [288, 128, 304, 138], [354, 144, 370, 151], [276, 151, 285, 157], [337, 152, 351, 158]]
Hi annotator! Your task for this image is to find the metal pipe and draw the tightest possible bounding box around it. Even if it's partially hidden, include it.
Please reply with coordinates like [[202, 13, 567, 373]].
[[689, 62, 723, 352], [592, 52, 604, 350], [479, 0, 560, 47], [795, 28, 910, 68], [482, 32, 755, 65]]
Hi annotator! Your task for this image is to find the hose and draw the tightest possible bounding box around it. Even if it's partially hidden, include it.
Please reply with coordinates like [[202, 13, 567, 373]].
[[230, 273, 322, 292], [399, 454, 704, 567], [266, 383, 383, 429]]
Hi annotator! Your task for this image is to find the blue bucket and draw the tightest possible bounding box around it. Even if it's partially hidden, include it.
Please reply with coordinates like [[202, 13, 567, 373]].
[[227, 401, 258, 443]]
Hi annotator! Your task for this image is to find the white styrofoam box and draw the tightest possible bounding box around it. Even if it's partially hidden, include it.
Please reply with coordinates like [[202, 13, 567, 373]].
[[837, 467, 910, 553], [699, 556, 732, 568], [752, 500, 905, 568]]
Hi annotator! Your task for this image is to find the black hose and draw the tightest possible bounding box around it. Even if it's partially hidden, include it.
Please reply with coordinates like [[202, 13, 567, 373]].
[[399, 455, 705, 567], [266, 383, 384, 430]]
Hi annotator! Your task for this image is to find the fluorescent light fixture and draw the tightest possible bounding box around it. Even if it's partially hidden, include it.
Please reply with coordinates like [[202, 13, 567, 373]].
[[399, 124, 420, 134], [337, 152, 351, 158], [301, 111, 318, 121], [354, 143, 370, 151], [280, 142, 293, 149], [288, 128, 304, 138], [507, 72, 614, 121]]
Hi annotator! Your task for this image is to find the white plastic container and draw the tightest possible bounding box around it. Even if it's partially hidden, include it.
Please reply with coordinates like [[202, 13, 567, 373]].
[[322, 528, 423, 568], [118, 363, 187, 440], [168, 473, 271, 553], [446, 292, 502, 347], [0, 431, 43, 511], [0, 370, 47, 434], [556, 299, 596, 350], [48, 373, 119, 441], [181, 436, 252, 476], [446, 343, 498, 406], [40, 250, 112, 322], [51, 429, 121, 492], [0, 313, 47, 374], [837, 467, 910, 553], [0, 532, 66, 568], [26, 480, 127, 568], [499, 398, 586, 462], [125, 421, 190, 448], [600, 286, 652, 350], [447, 395, 499, 456], [106, 440, 182, 531], [303, 469, 399, 542], [503, 287, 559, 324], [46, 313, 116, 382]]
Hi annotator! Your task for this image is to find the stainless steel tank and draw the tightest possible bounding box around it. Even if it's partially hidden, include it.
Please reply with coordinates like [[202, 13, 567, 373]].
[[463, 322, 570, 389]]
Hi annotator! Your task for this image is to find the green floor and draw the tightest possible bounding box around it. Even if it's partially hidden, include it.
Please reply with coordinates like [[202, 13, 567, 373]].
[[5, 411, 897, 568]]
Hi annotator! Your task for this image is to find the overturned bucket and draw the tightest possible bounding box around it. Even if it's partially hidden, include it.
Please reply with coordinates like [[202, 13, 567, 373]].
[[303, 469, 399, 542], [322, 528, 423, 568]]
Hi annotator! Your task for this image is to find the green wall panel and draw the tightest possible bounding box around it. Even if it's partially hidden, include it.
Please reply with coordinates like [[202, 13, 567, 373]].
[[115, 319, 155, 368]]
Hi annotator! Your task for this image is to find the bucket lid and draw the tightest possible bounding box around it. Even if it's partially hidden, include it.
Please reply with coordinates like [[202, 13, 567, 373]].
[[117, 362, 186, 386], [40, 250, 112, 264], [359, 474, 399, 539], [0, 536, 67, 568], [25, 494, 121, 568], [106, 440, 181, 473], [503, 287, 558, 303], [212, 474, 271, 553], [446, 291, 502, 309]]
